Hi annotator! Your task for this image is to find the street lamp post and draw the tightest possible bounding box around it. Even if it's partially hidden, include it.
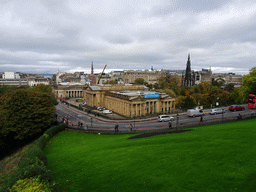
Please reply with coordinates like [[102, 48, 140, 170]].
[[91, 118, 93, 128], [66, 116, 69, 127], [134, 117, 135, 130], [176, 113, 179, 129], [222, 109, 224, 123]]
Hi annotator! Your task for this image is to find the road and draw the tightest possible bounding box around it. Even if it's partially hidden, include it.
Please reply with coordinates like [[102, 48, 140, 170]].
[[56, 102, 253, 131]]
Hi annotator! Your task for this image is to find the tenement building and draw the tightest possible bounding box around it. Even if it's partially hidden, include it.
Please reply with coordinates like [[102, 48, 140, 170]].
[[84, 84, 175, 117]]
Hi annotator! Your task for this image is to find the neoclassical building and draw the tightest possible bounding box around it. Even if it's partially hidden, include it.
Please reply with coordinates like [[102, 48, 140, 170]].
[[53, 84, 87, 99], [84, 84, 175, 117]]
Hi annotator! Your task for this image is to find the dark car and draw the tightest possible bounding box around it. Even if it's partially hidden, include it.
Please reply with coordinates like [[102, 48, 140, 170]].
[[229, 105, 245, 111]]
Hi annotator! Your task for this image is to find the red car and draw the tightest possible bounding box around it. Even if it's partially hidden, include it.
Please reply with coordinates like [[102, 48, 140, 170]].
[[229, 105, 245, 111]]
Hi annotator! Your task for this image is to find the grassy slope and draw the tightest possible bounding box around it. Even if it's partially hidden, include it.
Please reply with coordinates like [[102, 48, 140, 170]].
[[0, 143, 33, 191], [44, 119, 256, 192]]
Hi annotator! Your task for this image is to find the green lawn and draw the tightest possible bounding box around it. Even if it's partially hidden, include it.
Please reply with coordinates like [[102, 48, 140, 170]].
[[44, 119, 256, 192]]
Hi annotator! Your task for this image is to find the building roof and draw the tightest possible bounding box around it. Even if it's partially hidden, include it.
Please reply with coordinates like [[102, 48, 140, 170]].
[[59, 82, 83, 86], [90, 86, 101, 90]]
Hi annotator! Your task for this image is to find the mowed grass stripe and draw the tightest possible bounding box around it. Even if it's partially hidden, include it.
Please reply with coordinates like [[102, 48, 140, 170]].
[[44, 119, 256, 192]]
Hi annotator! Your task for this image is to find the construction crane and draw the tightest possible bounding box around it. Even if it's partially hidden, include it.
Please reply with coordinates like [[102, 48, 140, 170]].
[[97, 64, 107, 84]]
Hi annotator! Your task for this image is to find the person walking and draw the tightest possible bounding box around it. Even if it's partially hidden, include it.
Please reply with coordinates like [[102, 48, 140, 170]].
[[169, 120, 172, 129], [200, 116, 203, 123], [116, 123, 119, 132], [114, 123, 117, 132], [115, 123, 119, 132], [129, 123, 133, 131]]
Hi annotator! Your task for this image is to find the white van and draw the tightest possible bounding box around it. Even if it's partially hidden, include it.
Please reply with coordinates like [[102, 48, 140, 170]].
[[158, 115, 174, 122], [187, 109, 205, 117]]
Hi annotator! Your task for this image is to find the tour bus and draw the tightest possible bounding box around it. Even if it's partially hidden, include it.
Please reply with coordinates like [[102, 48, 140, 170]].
[[248, 94, 256, 109], [187, 109, 205, 117]]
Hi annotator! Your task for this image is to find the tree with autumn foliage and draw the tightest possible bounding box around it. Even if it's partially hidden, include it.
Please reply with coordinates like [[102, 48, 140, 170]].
[[0, 86, 57, 151]]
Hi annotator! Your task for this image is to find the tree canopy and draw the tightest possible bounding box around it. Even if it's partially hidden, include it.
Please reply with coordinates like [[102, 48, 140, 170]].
[[0, 85, 57, 148]]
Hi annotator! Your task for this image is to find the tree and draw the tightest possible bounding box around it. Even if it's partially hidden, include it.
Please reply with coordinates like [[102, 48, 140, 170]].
[[163, 88, 176, 98], [180, 96, 197, 109], [103, 80, 117, 84], [212, 78, 225, 88], [158, 76, 169, 89], [208, 88, 229, 106], [0, 89, 56, 141], [30, 84, 58, 105], [134, 78, 146, 85]]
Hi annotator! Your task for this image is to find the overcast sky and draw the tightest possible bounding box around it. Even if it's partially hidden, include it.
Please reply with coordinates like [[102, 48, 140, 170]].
[[0, 0, 255, 75]]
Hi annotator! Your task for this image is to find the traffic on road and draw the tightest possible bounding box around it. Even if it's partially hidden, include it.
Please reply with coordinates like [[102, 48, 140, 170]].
[[56, 102, 253, 132]]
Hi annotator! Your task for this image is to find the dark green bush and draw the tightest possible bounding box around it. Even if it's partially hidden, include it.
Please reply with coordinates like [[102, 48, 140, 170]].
[[4, 124, 65, 191]]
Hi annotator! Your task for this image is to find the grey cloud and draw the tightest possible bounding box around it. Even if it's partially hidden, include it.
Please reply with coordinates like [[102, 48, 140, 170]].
[[104, 34, 133, 44], [151, 0, 233, 16], [0, 0, 255, 75]]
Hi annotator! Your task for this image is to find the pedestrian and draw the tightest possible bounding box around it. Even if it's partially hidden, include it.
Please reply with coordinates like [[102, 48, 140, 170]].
[[116, 123, 119, 132], [200, 116, 203, 123], [115, 123, 119, 132], [251, 111, 255, 118], [78, 122, 81, 128], [129, 123, 133, 131], [237, 113, 242, 120], [114, 124, 117, 132], [169, 120, 172, 129]]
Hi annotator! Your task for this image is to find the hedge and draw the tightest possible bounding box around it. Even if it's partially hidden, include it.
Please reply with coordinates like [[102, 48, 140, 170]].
[[3, 124, 65, 192]]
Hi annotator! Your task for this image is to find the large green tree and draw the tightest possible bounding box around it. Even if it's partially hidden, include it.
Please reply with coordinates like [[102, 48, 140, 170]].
[[0, 88, 56, 141], [236, 67, 256, 103]]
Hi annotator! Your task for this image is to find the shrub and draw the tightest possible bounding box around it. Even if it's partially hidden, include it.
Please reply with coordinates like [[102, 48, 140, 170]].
[[3, 124, 65, 191], [10, 176, 50, 192]]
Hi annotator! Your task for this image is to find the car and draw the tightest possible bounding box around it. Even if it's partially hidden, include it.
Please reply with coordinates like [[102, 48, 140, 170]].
[[97, 106, 105, 111], [210, 108, 225, 115], [229, 105, 245, 111], [103, 110, 112, 114], [158, 115, 174, 122]]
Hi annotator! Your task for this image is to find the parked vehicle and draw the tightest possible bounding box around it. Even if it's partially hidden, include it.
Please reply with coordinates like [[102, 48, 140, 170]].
[[158, 115, 174, 122], [187, 109, 205, 117], [97, 106, 105, 111], [210, 108, 225, 115], [229, 105, 245, 111], [103, 110, 112, 114]]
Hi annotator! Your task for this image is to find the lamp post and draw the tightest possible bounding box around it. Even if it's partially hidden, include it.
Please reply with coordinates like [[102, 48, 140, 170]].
[[176, 113, 179, 129], [222, 109, 224, 123], [91, 117, 93, 128], [134, 117, 135, 129], [66, 116, 69, 127]]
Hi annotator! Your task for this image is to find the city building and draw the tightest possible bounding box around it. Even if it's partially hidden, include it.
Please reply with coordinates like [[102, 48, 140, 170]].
[[110, 69, 165, 84], [212, 72, 242, 87], [27, 77, 50, 86], [53, 84, 86, 99], [194, 68, 212, 85], [2, 72, 20, 79], [84, 84, 175, 117]]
